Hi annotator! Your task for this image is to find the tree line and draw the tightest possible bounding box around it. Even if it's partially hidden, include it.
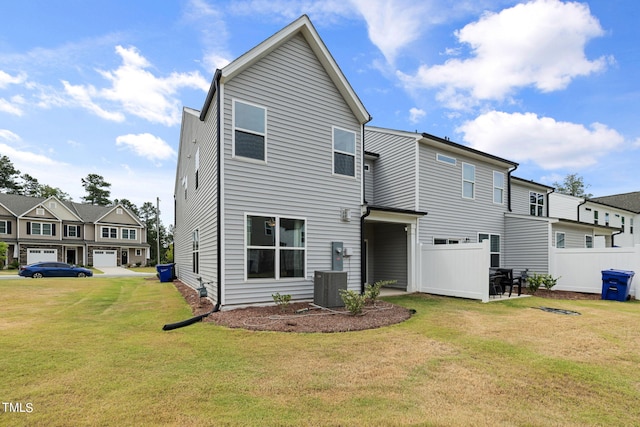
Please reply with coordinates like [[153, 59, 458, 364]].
[[0, 155, 172, 264]]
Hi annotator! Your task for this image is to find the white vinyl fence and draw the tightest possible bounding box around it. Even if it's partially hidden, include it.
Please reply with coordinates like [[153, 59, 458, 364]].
[[550, 245, 640, 297], [418, 241, 491, 302]]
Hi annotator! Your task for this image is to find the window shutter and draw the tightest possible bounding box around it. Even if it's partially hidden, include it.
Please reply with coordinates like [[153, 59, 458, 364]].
[[27, 222, 31, 234], [52, 224, 56, 236], [7, 221, 11, 234], [77, 225, 81, 237], [64, 225, 68, 237]]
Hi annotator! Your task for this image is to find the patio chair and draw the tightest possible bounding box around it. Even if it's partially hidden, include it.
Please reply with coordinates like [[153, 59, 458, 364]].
[[495, 268, 522, 297]]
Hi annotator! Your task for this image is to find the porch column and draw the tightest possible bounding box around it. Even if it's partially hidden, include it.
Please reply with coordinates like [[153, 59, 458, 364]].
[[407, 223, 417, 293]]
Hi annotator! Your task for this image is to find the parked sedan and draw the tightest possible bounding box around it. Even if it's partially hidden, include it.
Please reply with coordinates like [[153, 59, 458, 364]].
[[19, 262, 93, 278]]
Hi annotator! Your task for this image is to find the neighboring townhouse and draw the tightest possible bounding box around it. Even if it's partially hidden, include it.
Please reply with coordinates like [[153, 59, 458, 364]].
[[173, 15, 370, 308], [363, 127, 518, 291], [582, 193, 638, 247], [0, 193, 150, 268], [503, 178, 625, 275]]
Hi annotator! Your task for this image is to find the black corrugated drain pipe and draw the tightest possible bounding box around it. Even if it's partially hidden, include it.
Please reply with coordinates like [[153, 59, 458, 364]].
[[162, 279, 220, 331]]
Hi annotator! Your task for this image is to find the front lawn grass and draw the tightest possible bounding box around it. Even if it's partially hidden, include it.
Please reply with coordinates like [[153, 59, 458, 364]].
[[1, 278, 640, 426]]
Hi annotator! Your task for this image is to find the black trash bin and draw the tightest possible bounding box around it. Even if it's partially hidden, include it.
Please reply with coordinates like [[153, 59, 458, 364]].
[[156, 263, 176, 283], [601, 269, 634, 301]]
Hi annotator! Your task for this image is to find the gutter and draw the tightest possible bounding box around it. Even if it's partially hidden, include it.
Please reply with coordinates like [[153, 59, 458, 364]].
[[577, 197, 588, 222], [547, 187, 555, 218], [360, 205, 371, 294]]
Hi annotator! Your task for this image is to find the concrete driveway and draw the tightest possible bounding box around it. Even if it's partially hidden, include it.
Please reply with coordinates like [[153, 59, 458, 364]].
[[97, 267, 156, 277]]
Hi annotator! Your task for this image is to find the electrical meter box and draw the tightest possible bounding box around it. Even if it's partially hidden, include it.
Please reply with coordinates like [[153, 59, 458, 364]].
[[332, 241, 343, 271]]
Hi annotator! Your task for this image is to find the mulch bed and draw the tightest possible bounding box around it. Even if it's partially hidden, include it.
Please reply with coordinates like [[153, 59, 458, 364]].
[[171, 280, 609, 333], [172, 280, 413, 333]]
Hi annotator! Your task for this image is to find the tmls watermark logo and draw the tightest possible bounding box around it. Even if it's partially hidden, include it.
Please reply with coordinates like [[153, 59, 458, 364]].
[[2, 402, 34, 413]]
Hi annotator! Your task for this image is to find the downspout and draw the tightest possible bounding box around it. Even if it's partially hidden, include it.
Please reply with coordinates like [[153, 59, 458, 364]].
[[546, 187, 555, 218], [214, 70, 222, 312], [507, 165, 518, 212], [360, 121, 371, 294], [577, 197, 588, 222]]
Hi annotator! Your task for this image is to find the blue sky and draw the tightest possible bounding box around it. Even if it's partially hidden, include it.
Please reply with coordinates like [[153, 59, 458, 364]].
[[1, 0, 639, 226]]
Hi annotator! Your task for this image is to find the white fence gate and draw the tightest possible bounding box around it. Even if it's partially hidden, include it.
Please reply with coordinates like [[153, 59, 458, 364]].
[[418, 241, 491, 302], [550, 245, 640, 297]]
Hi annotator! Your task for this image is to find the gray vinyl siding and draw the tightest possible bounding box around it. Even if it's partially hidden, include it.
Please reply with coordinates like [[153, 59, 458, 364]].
[[221, 33, 362, 306], [174, 107, 219, 303], [368, 222, 407, 289], [552, 224, 589, 249], [418, 143, 510, 260], [504, 215, 550, 275], [364, 159, 375, 204], [365, 129, 417, 210]]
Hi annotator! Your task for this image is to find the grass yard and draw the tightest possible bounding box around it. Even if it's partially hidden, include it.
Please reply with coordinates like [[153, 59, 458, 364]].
[[1, 277, 640, 426]]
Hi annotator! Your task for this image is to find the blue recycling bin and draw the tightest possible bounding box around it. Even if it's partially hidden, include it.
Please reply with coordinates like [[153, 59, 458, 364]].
[[601, 269, 634, 301], [156, 263, 175, 283]]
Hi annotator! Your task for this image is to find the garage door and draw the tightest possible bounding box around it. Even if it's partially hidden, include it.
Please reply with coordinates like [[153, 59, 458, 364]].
[[27, 249, 58, 264], [93, 250, 117, 267]]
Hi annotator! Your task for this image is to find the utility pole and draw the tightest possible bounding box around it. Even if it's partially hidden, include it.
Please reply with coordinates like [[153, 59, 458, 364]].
[[156, 197, 160, 265]]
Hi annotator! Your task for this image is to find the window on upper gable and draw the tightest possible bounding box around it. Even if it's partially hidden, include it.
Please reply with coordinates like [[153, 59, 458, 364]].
[[333, 127, 356, 177], [462, 163, 475, 199], [234, 100, 266, 161], [436, 153, 456, 165], [530, 192, 545, 217], [493, 171, 504, 204]]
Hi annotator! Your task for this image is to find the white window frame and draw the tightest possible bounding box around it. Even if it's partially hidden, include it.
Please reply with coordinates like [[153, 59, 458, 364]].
[[529, 191, 545, 217], [192, 229, 199, 274], [31, 222, 53, 236], [332, 126, 357, 177], [122, 228, 137, 240], [101, 227, 117, 239], [594, 210, 599, 225], [493, 171, 504, 205], [462, 163, 475, 199], [479, 233, 500, 268], [605, 212, 610, 226], [135, 249, 142, 257], [233, 99, 267, 162], [436, 153, 457, 166], [245, 214, 306, 281], [66, 225, 78, 237], [556, 232, 566, 248], [0, 221, 7, 234], [585, 235, 593, 248]]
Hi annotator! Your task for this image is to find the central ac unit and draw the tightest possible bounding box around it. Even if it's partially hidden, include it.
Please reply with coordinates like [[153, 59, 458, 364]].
[[313, 271, 347, 308]]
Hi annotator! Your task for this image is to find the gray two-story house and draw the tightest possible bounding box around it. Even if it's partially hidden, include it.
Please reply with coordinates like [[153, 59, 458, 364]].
[[173, 15, 370, 308]]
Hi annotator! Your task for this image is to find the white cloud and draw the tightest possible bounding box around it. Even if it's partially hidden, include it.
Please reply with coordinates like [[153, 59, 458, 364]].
[[399, 0, 610, 108], [0, 129, 21, 142], [115, 133, 177, 163], [0, 70, 27, 89], [408, 107, 426, 124], [0, 142, 63, 168], [456, 111, 624, 169], [62, 81, 125, 122], [183, 0, 233, 72], [0, 98, 23, 116]]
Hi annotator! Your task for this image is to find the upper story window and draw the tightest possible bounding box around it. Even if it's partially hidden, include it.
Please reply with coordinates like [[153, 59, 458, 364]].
[[556, 232, 565, 248], [594, 210, 599, 224], [30, 222, 53, 236], [462, 163, 475, 199], [621, 216, 625, 232], [530, 192, 545, 216], [192, 229, 199, 274], [102, 227, 117, 239], [233, 100, 266, 161], [0, 220, 10, 234], [631, 218, 634, 234], [122, 229, 137, 240], [493, 172, 504, 204], [436, 153, 456, 165], [333, 127, 356, 177], [64, 225, 81, 237], [605, 212, 610, 226]]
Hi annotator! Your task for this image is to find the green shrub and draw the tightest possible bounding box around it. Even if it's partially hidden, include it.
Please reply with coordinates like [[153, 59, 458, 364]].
[[272, 292, 292, 311], [8, 259, 19, 270], [542, 275, 560, 291], [365, 280, 396, 303], [339, 289, 366, 315], [527, 273, 544, 294]]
